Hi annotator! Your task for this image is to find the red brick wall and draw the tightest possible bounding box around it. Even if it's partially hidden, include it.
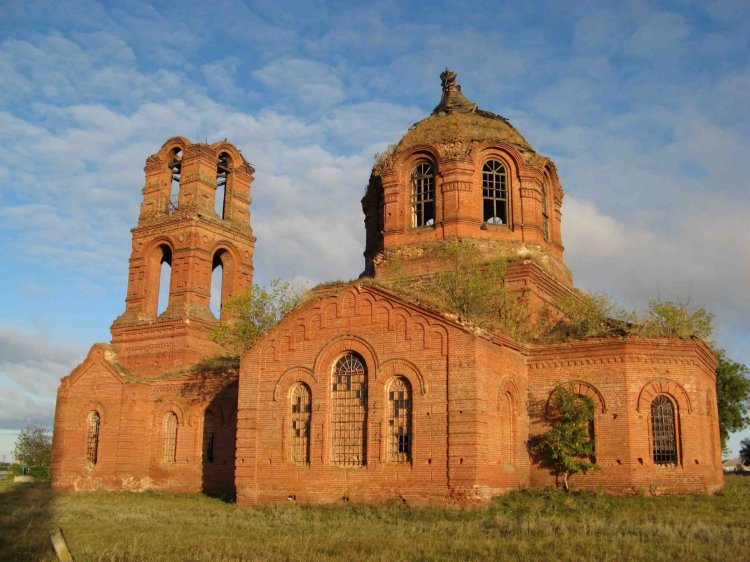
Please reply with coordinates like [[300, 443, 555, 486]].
[[52, 344, 238, 498]]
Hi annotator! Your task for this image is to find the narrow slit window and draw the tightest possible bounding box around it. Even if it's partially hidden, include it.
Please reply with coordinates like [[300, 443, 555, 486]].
[[203, 411, 215, 463], [86, 411, 100, 465], [290, 384, 312, 465], [330, 352, 367, 466], [411, 162, 435, 227], [482, 159, 507, 224], [541, 181, 549, 241], [651, 395, 678, 464], [163, 412, 178, 463], [387, 377, 412, 463]]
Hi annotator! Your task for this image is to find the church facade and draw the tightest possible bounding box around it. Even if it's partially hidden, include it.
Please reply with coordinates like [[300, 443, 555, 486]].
[[51, 71, 723, 502]]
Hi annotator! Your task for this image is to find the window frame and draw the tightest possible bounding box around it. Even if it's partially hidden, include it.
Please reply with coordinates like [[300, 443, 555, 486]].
[[386, 376, 413, 464], [482, 158, 509, 225], [163, 411, 178, 464], [651, 394, 680, 465], [410, 161, 436, 228], [290, 383, 312, 465], [329, 352, 368, 467], [85, 410, 100, 466]]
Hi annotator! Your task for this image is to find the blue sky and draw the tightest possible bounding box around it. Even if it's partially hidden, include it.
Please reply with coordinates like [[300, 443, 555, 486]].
[[0, 0, 748, 462]]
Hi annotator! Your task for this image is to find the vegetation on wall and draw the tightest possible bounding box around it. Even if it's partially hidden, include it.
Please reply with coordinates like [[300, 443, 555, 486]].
[[209, 279, 309, 356], [529, 385, 597, 492]]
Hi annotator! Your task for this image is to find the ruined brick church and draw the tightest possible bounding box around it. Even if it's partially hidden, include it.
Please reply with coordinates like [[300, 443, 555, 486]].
[[51, 71, 723, 502]]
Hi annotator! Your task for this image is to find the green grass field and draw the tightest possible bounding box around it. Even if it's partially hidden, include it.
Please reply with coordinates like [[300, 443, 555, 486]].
[[1, 475, 748, 561]]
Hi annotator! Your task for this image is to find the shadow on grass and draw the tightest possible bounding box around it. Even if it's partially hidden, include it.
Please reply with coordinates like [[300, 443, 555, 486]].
[[0, 481, 54, 561]]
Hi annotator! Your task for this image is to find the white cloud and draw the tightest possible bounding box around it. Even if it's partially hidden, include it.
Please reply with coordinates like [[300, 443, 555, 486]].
[[252, 58, 346, 110]]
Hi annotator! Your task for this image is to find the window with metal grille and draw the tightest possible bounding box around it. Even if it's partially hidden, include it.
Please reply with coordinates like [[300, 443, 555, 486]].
[[163, 412, 178, 463], [541, 181, 550, 240], [482, 159, 507, 224], [651, 395, 678, 464], [86, 411, 100, 465], [291, 383, 311, 465], [387, 377, 412, 463], [203, 411, 215, 463], [411, 162, 435, 227], [330, 353, 367, 466]]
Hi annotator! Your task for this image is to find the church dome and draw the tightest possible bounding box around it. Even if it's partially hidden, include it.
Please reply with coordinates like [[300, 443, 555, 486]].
[[392, 69, 534, 155]]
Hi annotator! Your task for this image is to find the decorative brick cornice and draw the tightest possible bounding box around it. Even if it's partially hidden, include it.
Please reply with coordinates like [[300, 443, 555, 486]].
[[442, 181, 472, 193]]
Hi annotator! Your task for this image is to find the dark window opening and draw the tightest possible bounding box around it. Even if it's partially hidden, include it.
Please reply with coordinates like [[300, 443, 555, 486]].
[[541, 181, 550, 241], [482, 159, 507, 224], [204, 412, 215, 463], [411, 162, 435, 227]]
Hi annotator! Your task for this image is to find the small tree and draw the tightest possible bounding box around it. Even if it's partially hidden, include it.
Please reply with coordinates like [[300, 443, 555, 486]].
[[13, 425, 52, 469], [633, 300, 714, 341], [209, 278, 308, 356], [715, 350, 750, 451], [530, 385, 597, 492], [739, 438, 750, 467]]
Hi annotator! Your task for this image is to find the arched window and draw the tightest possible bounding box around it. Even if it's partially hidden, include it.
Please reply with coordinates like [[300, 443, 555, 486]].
[[482, 159, 507, 224], [411, 161, 435, 227], [86, 411, 100, 465], [330, 352, 367, 466], [156, 244, 172, 316], [210, 251, 225, 319], [216, 152, 230, 219], [168, 147, 182, 213], [387, 377, 412, 463], [290, 383, 312, 465], [163, 412, 178, 463], [651, 395, 678, 464], [541, 181, 549, 241], [203, 411, 215, 464]]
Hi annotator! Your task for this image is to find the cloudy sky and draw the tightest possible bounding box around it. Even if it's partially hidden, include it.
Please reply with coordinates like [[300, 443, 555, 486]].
[[0, 0, 748, 461]]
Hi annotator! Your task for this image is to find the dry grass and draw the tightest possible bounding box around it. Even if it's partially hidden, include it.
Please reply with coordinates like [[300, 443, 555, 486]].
[[1, 475, 748, 561]]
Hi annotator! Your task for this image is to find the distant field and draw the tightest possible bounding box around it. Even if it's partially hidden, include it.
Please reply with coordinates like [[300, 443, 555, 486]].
[[1, 476, 748, 561]]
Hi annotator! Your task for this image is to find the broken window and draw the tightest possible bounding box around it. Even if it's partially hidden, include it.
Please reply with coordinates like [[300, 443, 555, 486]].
[[411, 161, 435, 227], [168, 147, 182, 213], [290, 383, 311, 465], [203, 411, 215, 464], [163, 412, 178, 463], [387, 377, 412, 463], [216, 152, 230, 219], [330, 352, 367, 466], [86, 411, 100, 465], [651, 395, 678, 464], [482, 159, 507, 224]]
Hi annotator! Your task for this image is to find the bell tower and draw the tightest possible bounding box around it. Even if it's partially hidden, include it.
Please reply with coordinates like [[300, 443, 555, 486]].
[[111, 137, 255, 377]]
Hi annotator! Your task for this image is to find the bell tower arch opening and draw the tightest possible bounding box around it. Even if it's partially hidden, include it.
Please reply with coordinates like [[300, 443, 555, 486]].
[[168, 147, 182, 212], [111, 137, 256, 376], [216, 152, 230, 219]]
